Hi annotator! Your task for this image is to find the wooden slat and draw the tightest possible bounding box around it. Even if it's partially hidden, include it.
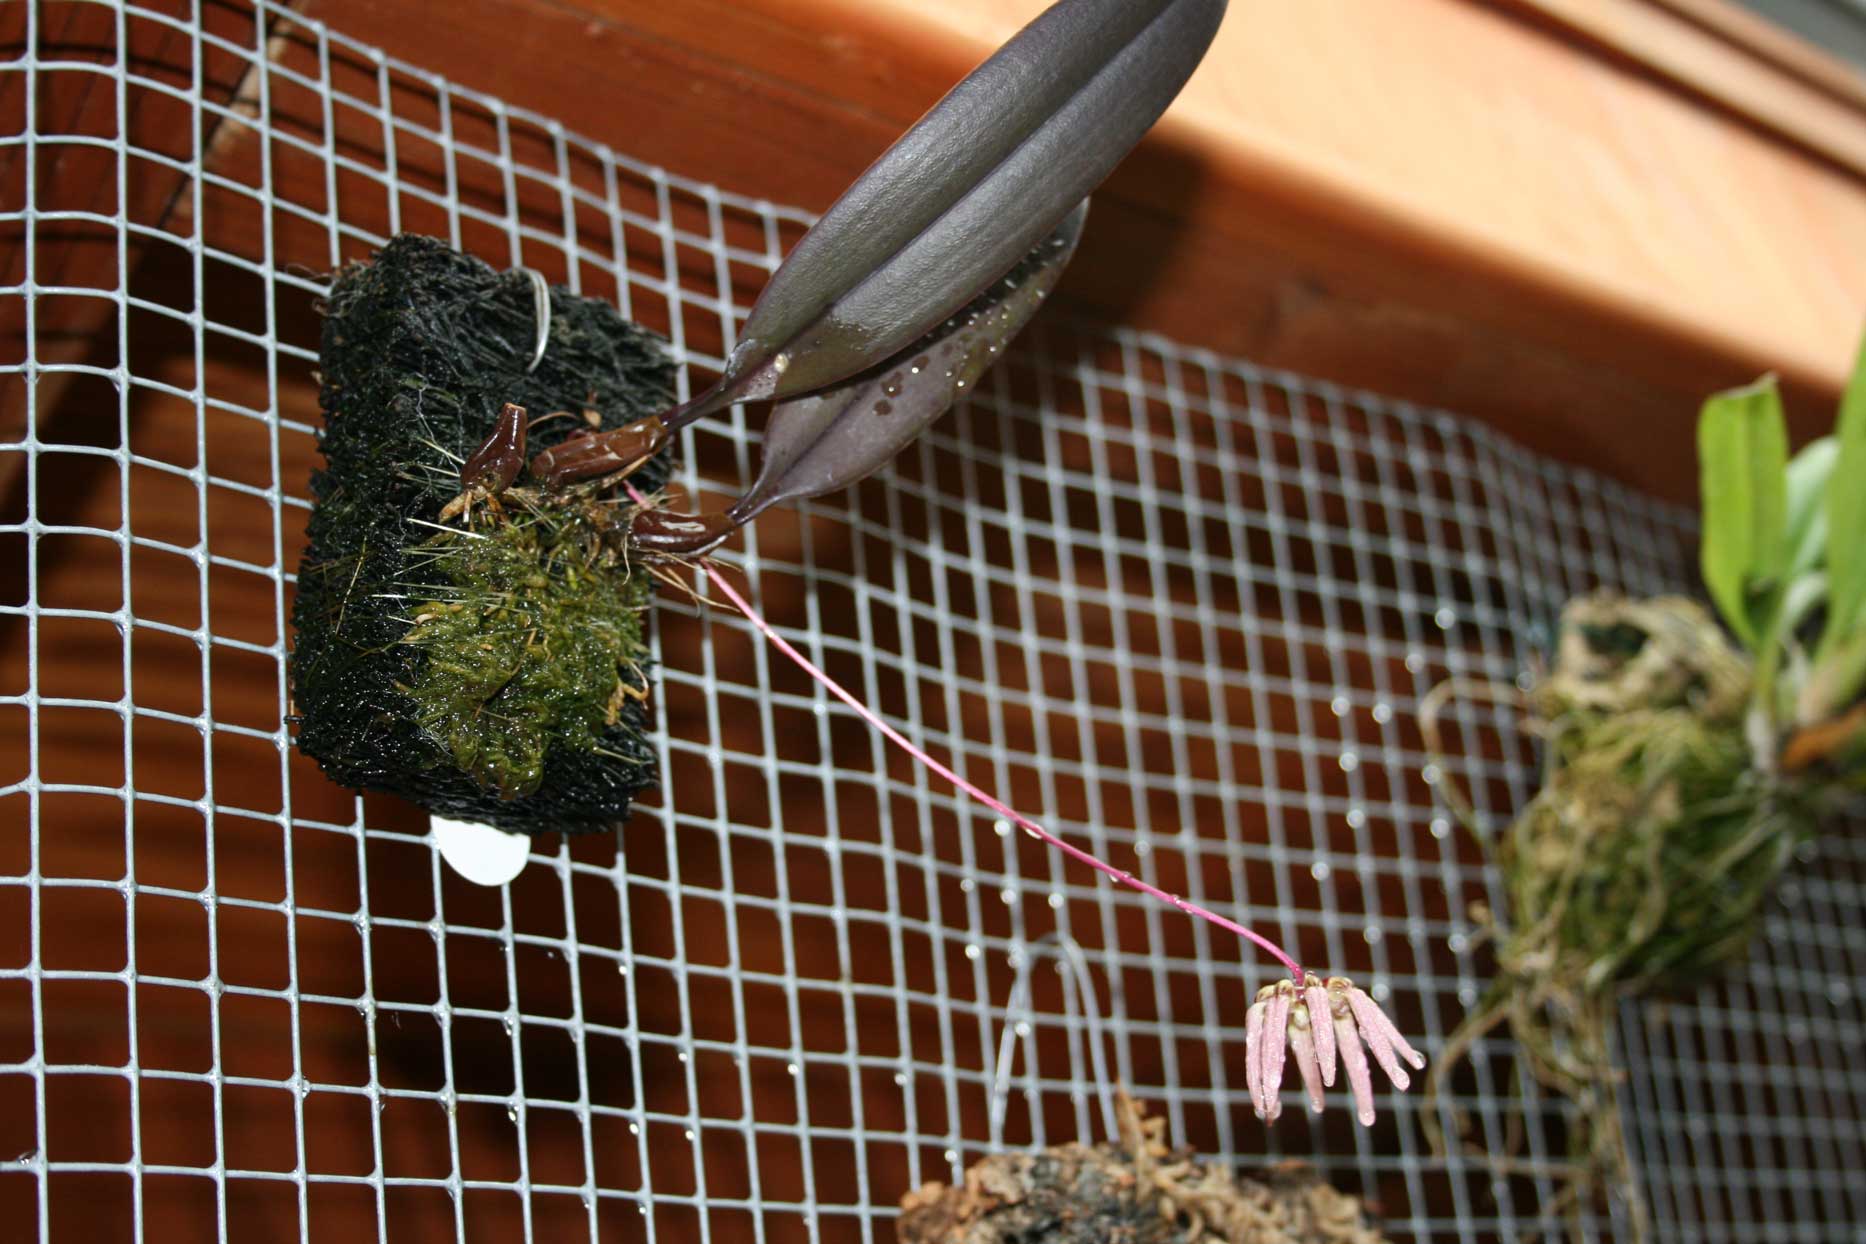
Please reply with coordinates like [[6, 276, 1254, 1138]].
[[1646, 0, 1866, 114], [1510, 0, 1866, 176]]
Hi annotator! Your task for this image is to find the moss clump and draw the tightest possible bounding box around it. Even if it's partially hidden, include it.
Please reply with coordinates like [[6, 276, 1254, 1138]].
[[1423, 595, 1822, 1238], [292, 234, 672, 833], [402, 491, 653, 799]]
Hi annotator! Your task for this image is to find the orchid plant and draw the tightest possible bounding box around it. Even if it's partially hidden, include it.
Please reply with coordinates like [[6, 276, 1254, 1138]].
[[438, 0, 1427, 1126]]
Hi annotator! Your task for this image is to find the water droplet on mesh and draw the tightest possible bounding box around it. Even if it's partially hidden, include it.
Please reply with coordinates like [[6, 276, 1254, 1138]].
[[1405, 652, 1425, 673], [787, 1063, 799, 1077], [1430, 817, 1450, 839], [964, 944, 981, 961], [1434, 607, 1457, 629], [1311, 861, 1331, 881], [1339, 752, 1359, 772], [1134, 839, 1150, 856], [506, 1105, 518, 1123], [684, 1128, 695, 1142], [1346, 808, 1366, 829], [1363, 925, 1384, 944], [1372, 702, 1393, 724], [1372, 981, 1390, 1002], [959, 878, 975, 893], [1014, 1021, 1031, 1039], [1047, 892, 1063, 910], [629, 1122, 641, 1135], [1448, 932, 1469, 954], [1422, 763, 1441, 785], [1330, 695, 1349, 717], [1000, 887, 1017, 906], [993, 819, 1012, 837]]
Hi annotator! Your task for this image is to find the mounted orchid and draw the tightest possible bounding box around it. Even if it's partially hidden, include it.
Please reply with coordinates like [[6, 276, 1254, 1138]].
[[437, 0, 1425, 1128]]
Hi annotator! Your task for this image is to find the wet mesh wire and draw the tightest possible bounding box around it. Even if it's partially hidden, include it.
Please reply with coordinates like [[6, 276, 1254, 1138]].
[[3, 2, 1863, 1241]]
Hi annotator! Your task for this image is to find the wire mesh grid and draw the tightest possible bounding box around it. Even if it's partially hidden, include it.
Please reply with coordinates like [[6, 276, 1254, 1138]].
[[3, 1, 1864, 1240]]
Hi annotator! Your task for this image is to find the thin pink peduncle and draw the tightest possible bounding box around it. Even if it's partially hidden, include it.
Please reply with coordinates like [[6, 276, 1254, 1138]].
[[623, 483, 1303, 982]]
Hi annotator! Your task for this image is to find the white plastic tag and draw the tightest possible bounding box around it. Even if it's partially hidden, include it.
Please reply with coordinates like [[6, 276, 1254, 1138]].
[[433, 814, 531, 886]]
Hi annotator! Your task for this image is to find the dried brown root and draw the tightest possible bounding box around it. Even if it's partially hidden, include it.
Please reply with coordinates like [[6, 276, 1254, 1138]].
[[897, 1092, 1387, 1244]]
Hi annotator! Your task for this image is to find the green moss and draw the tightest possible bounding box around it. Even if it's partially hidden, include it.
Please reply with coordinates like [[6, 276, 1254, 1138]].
[[401, 496, 651, 799]]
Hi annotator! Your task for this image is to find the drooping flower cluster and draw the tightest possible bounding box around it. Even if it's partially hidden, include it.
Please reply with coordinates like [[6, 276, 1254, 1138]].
[[1246, 975, 1425, 1126]]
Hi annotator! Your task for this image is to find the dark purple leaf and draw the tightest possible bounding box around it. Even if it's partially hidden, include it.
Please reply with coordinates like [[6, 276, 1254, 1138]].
[[659, 0, 1227, 431], [728, 200, 1088, 528]]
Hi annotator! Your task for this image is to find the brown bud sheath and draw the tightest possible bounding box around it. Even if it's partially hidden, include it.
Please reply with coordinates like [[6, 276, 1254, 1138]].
[[461, 402, 528, 492], [530, 415, 668, 488], [628, 509, 736, 557]]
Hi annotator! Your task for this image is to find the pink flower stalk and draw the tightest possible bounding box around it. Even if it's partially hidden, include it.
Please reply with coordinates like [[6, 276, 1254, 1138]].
[[1247, 975, 1425, 1126], [635, 516, 1428, 1132]]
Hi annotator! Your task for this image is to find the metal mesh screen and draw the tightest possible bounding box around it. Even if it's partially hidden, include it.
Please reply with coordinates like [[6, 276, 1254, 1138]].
[[4, 1, 1865, 1240]]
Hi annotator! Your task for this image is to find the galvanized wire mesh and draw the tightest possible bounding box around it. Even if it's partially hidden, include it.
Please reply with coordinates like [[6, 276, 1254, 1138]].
[[3, 1, 1864, 1241]]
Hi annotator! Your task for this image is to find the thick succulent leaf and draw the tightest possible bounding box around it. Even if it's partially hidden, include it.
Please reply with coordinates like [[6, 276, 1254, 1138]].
[[662, 0, 1227, 430], [1698, 375, 1789, 648], [727, 203, 1088, 526], [1826, 328, 1866, 646]]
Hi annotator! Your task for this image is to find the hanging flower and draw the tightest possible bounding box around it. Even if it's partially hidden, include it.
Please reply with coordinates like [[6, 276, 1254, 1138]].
[[1246, 975, 1424, 1125]]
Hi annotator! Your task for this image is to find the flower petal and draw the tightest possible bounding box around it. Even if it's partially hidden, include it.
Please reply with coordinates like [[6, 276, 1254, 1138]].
[[1332, 1004, 1377, 1126], [1288, 1014, 1326, 1114], [1305, 979, 1336, 1086], [1261, 988, 1290, 1123], [1346, 987, 1410, 1091], [1351, 986, 1426, 1071], [1244, 998, 1267, 1120]]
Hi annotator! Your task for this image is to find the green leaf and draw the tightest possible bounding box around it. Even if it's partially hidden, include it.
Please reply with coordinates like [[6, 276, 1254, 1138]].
[[1783, 436, 1836, 580], [1698, 375, 1790, 648], [1826, 329, 1866, 647]]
